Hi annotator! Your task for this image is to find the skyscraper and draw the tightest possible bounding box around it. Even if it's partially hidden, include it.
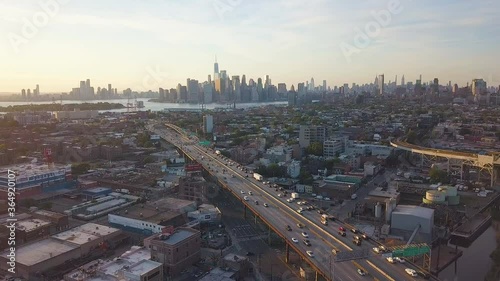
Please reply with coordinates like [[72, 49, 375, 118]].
[[203, 83, 213, 104], [378, 74, 384, 95], [214, 56, 219, 80], [401, 75, 405, 86], [472, 79, 487, 96], [298, 83, 306, 97], [433, 78, 439, 94], [232, 76, 241, 102], [322, 80, 327, 91], [187, 78, 200, 103], [278, 83, 287, 94]]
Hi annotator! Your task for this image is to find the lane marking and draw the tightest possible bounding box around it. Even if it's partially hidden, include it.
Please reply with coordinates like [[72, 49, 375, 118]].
[[366, 260, 396, 281]]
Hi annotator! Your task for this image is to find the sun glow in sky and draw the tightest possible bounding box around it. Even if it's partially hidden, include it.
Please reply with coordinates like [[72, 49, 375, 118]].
[[1, 0, 499, 92]]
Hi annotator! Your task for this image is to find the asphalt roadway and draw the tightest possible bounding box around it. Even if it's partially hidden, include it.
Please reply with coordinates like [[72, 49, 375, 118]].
[[149, 122, 437, 281]]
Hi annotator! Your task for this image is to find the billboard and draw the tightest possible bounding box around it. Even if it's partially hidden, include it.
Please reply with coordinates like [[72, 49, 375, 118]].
[[185, 163, 203, 172]]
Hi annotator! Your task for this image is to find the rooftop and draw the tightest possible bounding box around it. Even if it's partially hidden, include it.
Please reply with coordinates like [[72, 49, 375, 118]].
[[0, 163, 71, 178], [33, 209, 67, 219], [0, 238, 78, 266], [84, 187, 112, 194], [86, 199, 127, 213], [156, 228, 199, 245], [150, 197, 196, 211], [116, 204, 180, 224], [199, 267, 236, 281], [393, 205, 434, 220], [17, 218, 51, 232], [52, 223, 120, 245], [126, 259, 161, 276]]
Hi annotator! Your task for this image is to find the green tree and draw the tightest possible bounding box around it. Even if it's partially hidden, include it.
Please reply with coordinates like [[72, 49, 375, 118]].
[[306, 142, 323, 156], [299, 170, 313, 185], [143, 155, 155, 164], [429, 167, 449, 184], [71, 163, 90, 175], [406, 130, 417, 144]]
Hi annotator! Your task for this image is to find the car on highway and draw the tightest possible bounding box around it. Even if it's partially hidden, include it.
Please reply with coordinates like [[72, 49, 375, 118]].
[[240, 191, 245, 194], [357, 269, 366, 276], [372, 247, 381, 254], [296, 223, 304, 228], [291, 238, 298, 243], [286, 225, 292, 231], [317, 210, 323, 214], [361, 233, 368, 239], [248, 191, 253, 195], [394, 257, 405, 263], [386, 257, 395, 263], [297, 209, 303, 214], [243, 196, 249, 201], [338, 231, 346, 237], [278, 193, 282, 197], [303, 239, 311, 246], [351, 228, 358, 234], [417, 270, 430, 279], [405, 268, 418, 277], [301, 232, 309, 238], [353, 239, 361, 246], [306, 251, 314, 257], [263, 203, 269, 207], [339, 226, 346, 232], [255, 200, 259, 205]]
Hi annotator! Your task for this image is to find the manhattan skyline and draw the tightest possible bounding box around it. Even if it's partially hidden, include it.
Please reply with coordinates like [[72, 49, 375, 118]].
[[1, 0, 499, 93]]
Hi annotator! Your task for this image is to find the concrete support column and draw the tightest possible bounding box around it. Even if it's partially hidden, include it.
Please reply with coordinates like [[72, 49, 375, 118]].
[[491, 168, 496, 188], [285, 243, 290, 263], [315, 271, 319, 281], [268, 227, 272, 245]]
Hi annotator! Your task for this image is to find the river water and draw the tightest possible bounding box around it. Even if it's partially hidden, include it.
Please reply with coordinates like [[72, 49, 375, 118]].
[[439, 225, 496, 281], [0, 98, 288, 113]]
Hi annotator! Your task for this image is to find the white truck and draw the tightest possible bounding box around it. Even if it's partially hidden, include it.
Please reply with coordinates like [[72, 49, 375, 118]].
[[321, 214, 328, 225], [291, 192, 299, 199], [253, 173, 263, 181]]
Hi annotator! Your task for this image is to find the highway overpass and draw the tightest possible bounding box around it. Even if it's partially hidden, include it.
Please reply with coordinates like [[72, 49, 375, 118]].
[[149, 122, 440, 281], [391, 140, 500, 187]]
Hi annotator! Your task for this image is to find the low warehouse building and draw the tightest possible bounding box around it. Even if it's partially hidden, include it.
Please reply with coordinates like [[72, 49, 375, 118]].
[[391, 205, 434, 235]]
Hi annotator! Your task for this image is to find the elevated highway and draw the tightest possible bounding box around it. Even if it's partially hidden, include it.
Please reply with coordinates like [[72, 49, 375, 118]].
[[391, 140, 500, 186], [149, 122, 440, 281]]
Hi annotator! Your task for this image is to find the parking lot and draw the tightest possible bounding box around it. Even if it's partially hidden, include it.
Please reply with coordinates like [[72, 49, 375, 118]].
[[232, 224, 259, 238]]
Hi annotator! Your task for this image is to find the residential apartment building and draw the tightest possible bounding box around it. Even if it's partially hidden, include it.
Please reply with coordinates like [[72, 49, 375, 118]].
[[299, 125, 326, 148], [144, 227, 201, 278], [323, 137, 347, 158]]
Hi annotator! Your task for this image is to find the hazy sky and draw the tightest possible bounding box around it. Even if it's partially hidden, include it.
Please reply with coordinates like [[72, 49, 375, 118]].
[[1, 0, 499, 93]]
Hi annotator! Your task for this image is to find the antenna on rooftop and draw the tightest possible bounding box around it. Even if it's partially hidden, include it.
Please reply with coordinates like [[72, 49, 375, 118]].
[[44, 148, 54, 169]]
